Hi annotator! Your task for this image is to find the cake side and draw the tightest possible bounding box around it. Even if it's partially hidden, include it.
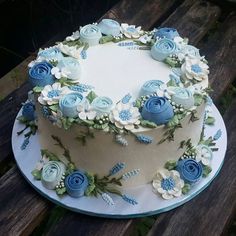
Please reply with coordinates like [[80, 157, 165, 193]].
[[37, 102, 205, 188]]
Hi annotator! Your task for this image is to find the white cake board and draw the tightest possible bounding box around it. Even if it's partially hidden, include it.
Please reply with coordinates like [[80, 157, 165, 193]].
[[12, 104, 227, 218]]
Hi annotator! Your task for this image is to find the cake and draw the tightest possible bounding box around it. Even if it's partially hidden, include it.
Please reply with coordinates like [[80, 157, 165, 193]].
[[17, 19, 221, 204]]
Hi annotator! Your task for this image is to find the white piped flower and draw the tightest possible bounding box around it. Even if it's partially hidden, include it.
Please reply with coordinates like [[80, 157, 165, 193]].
[[139, 34, 152, 44], [35, 155, 49, 170], [77, 99, 96, 120], [66, 31, 80, 41], [109, 102, 140, 130], [156, 84, 176, 99], [173, 36, 188, 50], [120, 23, 143, 38], [28, 57, 43, 68], [195, 145, 213, 166], [57, 43, 80, 59], [152, 169, 184, 200], [181, 56, 209, 82], [38, 82, 70, 105], [51, 67, 71, 79], [50, 110, 63, 128]]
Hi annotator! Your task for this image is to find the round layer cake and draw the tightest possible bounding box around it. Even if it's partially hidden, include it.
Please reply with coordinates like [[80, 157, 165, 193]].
[[25, 20, 211, 201]]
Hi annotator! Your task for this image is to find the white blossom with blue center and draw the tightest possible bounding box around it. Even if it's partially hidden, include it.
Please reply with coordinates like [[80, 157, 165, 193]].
[[110, 102, 140, 130], [38, 82, 70, 105], [121, 23, 143, 39], [152, 169, 184, 199], [181, 56, 209, 82]]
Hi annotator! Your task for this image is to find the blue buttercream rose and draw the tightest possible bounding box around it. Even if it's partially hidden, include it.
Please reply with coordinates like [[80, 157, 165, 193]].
[[172, 87, 194, 109], [154, 27, 179, 40], [91, 96, 113, 116], [141, 96, 174, 125], [22, 102, 35, 121], [177, 159, 203, 185], [139, 80, 164, 97], [59, 92, 83, 118], [98, 19, 120, 36], [80, 24, 102, 46], [38, 47, 64, 61], [151, 39, 177, 61], [29, 61, 54, 87], [65, 170, 89, 198]]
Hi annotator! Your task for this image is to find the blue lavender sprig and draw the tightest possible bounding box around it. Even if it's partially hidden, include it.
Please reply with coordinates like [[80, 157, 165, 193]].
[[101, 193, 114, 205], [41, 105, 50, 118], [69, 84, 93, 93], [122, 169, 140, 180], [115, 135, 128, 146], [122, 194, 138, 205], [121, 93, 132, 104], [21, 137, 30, 150], [109, 162, 126, 176], [136, 134, 153, 144], [213, 129, 222, 141], [80, 49, 87, 59]]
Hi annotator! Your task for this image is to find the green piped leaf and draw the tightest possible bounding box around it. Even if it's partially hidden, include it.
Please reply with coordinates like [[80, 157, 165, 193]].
[[167, 115, 180, 128], [164, 160, 177, 170], [33, 86, 43, 93], [56, 187, 66, 195], [31, 169, 42, 180], [41, 149, 59, 161], [205, 116, 215, 126], [182, 183, 191, 195], [202, 165, 212, 177], [17, 115, 28, 124], [99, 35, 114, 44], [86, 91, 97, 103], [140, 119, 158, 128], [49, 104, 59, 112], [194, 94, 203, 106]]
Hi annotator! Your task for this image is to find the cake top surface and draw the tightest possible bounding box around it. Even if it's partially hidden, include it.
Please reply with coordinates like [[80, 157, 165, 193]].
[[28, 20, 210, 132]]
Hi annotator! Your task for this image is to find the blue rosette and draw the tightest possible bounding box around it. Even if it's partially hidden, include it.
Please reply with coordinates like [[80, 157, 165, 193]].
[[91, 96, 113, 116], [22, 102, 35, 121], [29, 61, 54, 87], [98, 19, 120, 36], [80, 24, 102, 46], [59, 92, 84, 118], [177, 159, 203, 185], [139, 80, 164, 97], [151, 39, 177, 61], [141, 96, 174, 125], [38, 47, 64, 61], [172, 87, 194, 109], [65, 170, 89, 198], [154, 27, 179, 40]]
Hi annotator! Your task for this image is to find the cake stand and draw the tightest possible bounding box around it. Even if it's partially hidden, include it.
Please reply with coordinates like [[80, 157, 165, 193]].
[[12, 104, 227, 218]]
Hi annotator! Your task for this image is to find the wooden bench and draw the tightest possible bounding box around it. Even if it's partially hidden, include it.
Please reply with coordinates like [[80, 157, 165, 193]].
[[0, 0, 236, 235]]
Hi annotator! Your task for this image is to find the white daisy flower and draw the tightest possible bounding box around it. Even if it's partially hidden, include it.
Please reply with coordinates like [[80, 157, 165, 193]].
[[195, 144, 213, 166], [77, 99, 96, 120], [120, 23, 143, 38], [152, 169, 184, 199]]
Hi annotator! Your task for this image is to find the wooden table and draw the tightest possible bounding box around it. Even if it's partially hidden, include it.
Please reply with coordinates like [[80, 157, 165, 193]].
[[0, 0, 236, 235]]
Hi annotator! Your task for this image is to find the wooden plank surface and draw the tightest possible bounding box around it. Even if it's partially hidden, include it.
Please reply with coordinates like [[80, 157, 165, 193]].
[[202, 13, 236, 102], [0, 167, 51, 236], [148, 99, 236, 236], [161, 0, 221, 44], [45, 212, 135, 236]]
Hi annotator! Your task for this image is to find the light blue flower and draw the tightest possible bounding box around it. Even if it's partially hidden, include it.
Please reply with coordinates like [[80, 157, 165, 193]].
[[80, 24, 102, 46], [154, 27, 179, 40], [91, 96, 113, 117], [98, 19, 120, 36], [151, 38, 177, 61], [38, 47, 64, 61]]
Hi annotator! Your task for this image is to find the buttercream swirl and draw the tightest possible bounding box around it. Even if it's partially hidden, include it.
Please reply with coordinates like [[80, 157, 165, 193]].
[[139, 80, 164, 97], [38, 47, 64, 61], [65, 170, 89, 198], [41, 161, 66, 189], [141, 96, 174, 125], [91, 96, 113, 116], [151, 39, 177, 61], [154, 27, 179, 40], [29, 61, 54, 87], [80, 24, 102, 46], [172, 87, 194, 109], [177, 159, 203, 185], [98, 19, 120, 36], [59, 92, 84, 118]]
